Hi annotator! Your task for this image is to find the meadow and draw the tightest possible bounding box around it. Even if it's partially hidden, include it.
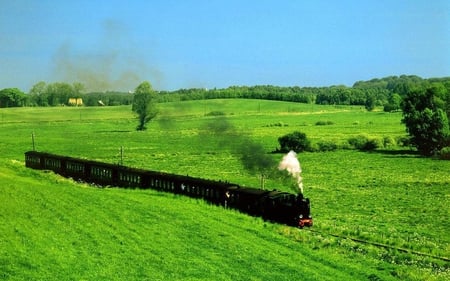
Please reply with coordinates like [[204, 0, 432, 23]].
[[1, 99, 449, 280]]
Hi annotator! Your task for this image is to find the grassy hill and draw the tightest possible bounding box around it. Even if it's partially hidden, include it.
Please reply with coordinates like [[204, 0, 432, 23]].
[[1, 100, 449, 280]]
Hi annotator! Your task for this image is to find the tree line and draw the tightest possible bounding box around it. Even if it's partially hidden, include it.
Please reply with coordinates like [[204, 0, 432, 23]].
[[0, 81, 134, 107], [1, 75, 449, 110]]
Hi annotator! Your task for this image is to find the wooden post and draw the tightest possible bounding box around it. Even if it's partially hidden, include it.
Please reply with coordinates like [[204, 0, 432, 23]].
[[120, 146, 124, 165], [31, 132, 36, 151]]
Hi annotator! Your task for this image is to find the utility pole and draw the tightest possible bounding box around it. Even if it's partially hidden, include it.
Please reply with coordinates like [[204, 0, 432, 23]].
[[31, 132, 36, 151], [120, 146, 124, 165]]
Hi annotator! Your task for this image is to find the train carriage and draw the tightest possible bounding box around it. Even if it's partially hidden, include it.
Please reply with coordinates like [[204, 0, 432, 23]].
[[24, 151, 312, 228]]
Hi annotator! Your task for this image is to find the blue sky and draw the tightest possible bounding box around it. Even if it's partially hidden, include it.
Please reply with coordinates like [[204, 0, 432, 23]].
[[0, 0, 448, 92]]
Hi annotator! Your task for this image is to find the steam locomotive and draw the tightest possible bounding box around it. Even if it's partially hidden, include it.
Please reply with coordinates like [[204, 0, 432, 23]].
[[25, 151, 313, 228]]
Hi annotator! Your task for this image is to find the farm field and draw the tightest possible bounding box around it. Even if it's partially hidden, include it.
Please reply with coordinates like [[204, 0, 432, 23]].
[[1, 99, 449, 280]]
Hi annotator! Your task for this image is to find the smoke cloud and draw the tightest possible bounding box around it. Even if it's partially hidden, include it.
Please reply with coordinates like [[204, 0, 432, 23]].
[[53, 19, 162, 92], [201, 116, 307, 194], [278, 150, 303, 193], [201, 116, 277, 177]]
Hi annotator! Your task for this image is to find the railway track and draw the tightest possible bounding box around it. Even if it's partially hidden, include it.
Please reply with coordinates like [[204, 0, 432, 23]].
[[304, 228, 450, 262]]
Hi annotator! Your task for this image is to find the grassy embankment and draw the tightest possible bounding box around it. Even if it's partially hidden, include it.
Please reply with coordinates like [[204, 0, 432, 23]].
[[1, 100, 449, 280]]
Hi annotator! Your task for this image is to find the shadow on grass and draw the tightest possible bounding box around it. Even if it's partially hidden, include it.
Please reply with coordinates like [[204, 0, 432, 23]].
[[373, 149, 422, 158], [94, 130, 132, 133]]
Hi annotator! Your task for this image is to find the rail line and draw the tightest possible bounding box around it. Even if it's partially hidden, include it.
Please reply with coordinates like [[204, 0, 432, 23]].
[[304, 228, 450, 262]]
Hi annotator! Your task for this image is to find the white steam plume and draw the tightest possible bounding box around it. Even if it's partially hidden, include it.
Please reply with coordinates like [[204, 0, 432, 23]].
[[278, 150, 303, 193]]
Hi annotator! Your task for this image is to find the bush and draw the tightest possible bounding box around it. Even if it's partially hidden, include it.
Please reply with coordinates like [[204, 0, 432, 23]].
[[278, 131, 311, 153], [264, 121, 288, 127], [396, 136, 412, 148], [347, 135, 380, 151], [348, 135, 369, 150], [316, 140, 338, 151], [382, 136, 396, 148], [362, 139, 381, 151], [383, 103, 400, 112], [438, 147, 450, 160], [315, 120, 335, 126], [205, 111, 226, 116]]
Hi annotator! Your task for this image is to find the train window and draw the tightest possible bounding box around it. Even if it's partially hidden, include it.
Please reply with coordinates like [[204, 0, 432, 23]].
[[45, 158, 61, 169], [91, 166, 112, 180], [119, 172, 140, 185], [26, 155, 40, 165], [67, 161, 84, 173]]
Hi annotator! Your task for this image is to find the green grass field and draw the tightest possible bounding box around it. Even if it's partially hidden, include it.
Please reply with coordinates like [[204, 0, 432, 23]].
[[1, 100, 449, 280]]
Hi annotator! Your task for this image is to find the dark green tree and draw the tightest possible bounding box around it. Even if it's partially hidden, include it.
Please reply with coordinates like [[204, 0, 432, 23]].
[[29, 81, 48, 106], [278, 131, 311, 153], [132, 81, 158, 131], [401, 85, 449, 156], [383, 93, 402, 112], [46, 82, 75, 106], [0, 88, 28, 107], [365, 94, 376, 111]]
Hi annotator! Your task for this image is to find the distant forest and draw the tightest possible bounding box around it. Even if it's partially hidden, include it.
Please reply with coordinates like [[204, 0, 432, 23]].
[[1, 75, 449, 113]]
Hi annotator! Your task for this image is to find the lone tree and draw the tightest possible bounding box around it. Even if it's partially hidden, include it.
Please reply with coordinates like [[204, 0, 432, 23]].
[[401, 84, 449, 156], [132, 81, 158, 131]]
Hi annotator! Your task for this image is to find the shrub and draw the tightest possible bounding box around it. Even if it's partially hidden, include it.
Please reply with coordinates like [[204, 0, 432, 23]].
[[362, 139, 381, 151], [347, 135, 380, 151], [205, 111, 226, 116], [264, 121, 288, 127], [383, 103, 400, 112], [315, 120, 335, 126], [438, 147, 450, 160], [278, 131, 311, 153], [382, 136, 396, 148], [348, 135, 369, 150], [317, 140, 338, 151], [396, 136, 412, 148]]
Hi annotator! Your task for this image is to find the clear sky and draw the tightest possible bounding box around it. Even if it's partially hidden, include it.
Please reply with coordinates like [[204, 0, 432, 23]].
[[1, 0, 449, 92]]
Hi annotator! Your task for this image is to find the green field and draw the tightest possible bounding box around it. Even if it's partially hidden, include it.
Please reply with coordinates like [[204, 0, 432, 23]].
[[1, 100, 449, 280]]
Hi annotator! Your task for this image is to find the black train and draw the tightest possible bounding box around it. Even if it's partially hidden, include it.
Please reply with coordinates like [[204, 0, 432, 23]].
[[25, 151, 313, 228]]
